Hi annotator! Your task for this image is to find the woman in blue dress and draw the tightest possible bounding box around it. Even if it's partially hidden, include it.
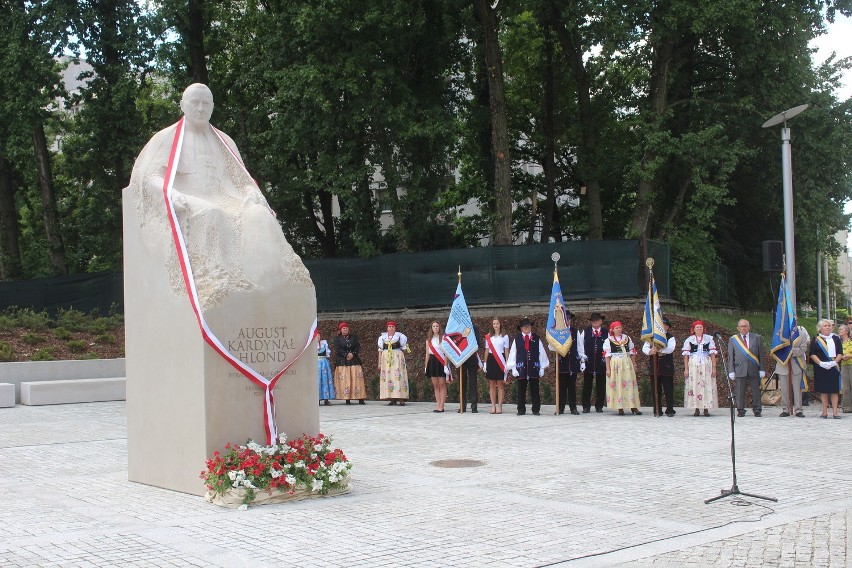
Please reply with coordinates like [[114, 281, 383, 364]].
[[318, 333, 335, 405]]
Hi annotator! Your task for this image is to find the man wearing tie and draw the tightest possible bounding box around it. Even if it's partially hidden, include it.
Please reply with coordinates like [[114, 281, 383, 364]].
[[507, 317, 550, 415], [577, 312, 608, 413], [728, 319, 766, 417]]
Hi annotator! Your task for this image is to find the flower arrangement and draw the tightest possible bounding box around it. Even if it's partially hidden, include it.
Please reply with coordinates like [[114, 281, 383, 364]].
[[201, 433, 352, 507]]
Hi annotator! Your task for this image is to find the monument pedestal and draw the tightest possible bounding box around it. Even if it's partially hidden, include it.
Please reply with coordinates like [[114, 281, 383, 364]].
[[122, 99, 319, 495]]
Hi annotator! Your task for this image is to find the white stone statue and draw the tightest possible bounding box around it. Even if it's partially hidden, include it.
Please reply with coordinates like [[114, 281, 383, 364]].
[[123, 83, 319, 495]]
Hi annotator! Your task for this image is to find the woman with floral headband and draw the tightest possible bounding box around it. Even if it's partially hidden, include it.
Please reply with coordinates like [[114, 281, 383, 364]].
[[602, 321, 641, 415], [681, 320, 718, 416], [333, 322, 366, 405], [378, 321, 410, 406]]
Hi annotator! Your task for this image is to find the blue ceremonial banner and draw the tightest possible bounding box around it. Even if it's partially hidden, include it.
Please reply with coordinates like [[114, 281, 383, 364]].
[[546, 270, 573, 357], [640, 271, 667, 348], [770, 273, 797, 365], [441, 282, 478, 367]]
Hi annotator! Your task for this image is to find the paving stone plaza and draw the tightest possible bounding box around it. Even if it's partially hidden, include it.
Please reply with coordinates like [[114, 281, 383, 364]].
[[0, 399, 849, 567]]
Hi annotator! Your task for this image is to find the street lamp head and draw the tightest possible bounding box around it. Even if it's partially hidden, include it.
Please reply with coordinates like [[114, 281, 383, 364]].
[[762, 104, 809, 128]]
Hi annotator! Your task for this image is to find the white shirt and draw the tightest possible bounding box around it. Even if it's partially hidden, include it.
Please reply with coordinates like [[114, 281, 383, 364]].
[[602, 334, 635, 357], [506, 334, 550, 377], [642, 336, 676, 356], [485, 333, 510, 354], [577, 327, 605, 362], [318, 339, 330, 358], [378, 332, 408, 349], [681, 334, 717, 357]]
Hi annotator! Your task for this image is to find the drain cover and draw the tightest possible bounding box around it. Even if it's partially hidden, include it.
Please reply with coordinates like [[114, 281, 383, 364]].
[[430, 459, 485, 468]]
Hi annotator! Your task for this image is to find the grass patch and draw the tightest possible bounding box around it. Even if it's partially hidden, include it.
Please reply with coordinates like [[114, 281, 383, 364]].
[[0, 341, 14, 362], [77, 352, 100, 360], [53, 327, 72, 340], [67, 339, 88, 352], [21, 333, 45, 345], [12, 308, 51, 331], [95, 333, 116, 344], [31, 347, 56, 361]]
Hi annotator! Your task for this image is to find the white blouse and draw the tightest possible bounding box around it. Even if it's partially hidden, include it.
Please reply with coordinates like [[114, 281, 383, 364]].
[[603, 334, 636, 357], [681, 334, 717, 357], [378, 332, 408, 349], [485, 333, 510, 354]]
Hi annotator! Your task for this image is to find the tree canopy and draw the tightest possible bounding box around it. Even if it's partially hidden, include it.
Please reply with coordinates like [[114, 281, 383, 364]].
[[1, 0, 850, 310]]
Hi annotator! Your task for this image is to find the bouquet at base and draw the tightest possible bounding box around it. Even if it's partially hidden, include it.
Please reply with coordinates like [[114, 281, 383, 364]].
[[201, 433, 352, 508]]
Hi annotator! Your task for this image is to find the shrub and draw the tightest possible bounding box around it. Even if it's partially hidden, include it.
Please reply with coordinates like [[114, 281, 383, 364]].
[[0, 314, 15, 331], [14, 309, 51, 331], [0, 341, 14, 362], [67, 339, 88, 352], [22, 333, 45, 345], [95, 333, 116, 344], [56, 308, 88, 332], [31, 347, 56, 361], [77, 352, 100, 360], [53, 327, 72, 340]]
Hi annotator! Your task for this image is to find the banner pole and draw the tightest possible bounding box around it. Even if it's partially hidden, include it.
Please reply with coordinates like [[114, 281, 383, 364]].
[[555, 356, 560, 415], [653, 353, 660, 417], [459, 365, 465, 413]]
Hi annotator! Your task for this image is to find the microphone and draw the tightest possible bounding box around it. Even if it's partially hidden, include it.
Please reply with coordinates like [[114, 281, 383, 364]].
[[713, 332, 723, 340]]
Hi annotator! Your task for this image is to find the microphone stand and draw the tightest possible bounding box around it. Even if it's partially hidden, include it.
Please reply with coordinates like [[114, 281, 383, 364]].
[[705, 332, 777, 505]]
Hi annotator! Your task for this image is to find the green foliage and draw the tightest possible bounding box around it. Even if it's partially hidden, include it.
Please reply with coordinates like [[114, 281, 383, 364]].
[[21, 333, 45, 345], [12, 309, 51, 331], [57, 308, 88, 332], [30, 347, 56, 361], [95, 333, 115, 344], [0, 341, 14, 362], [77, 352, 100, 360], [52, 327, 71, 340], [66, 339, 88, 352]]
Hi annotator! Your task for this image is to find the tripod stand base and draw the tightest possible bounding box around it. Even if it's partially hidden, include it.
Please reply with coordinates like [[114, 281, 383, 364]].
[[704, 485, 778, 504]]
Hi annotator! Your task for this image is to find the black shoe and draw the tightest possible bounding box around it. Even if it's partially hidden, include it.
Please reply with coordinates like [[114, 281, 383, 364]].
[[387, 401, 397, 406], [737, 411, 746, 417], [595, 408, 603, 413], [780, 411, 790, 417], [471, 408, 479, 413], [532, 411, 540, 415], [582, 408, 590, 414], [345, 400, 351, 405], [666, 410, 676, 417], [754, 411, 762, 417], [471, 405, 478, 413], [795, 411, 805, 417], [359, 400, 366, 405], [517, 410, 526, 416], [571, 409, 580, 415], [323, 400, 331, 406]]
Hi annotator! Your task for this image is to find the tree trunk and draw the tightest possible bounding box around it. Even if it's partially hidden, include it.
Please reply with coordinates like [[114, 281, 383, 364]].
[[474, 0, 512, 246], [540, 19, 556, 243], [187, 0, 209, 85], [547, 0, 602, 239], [0, 152, 22, 280], [32, 124, 68, 275], [627, 34, 674, 239]]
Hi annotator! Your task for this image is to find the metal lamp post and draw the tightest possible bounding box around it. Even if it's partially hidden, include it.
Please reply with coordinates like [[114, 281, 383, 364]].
[[762, 104, 808, 312]]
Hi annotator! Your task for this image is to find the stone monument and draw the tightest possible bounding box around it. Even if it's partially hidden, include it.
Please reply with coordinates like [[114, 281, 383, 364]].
[[123, 84, 319, 495]]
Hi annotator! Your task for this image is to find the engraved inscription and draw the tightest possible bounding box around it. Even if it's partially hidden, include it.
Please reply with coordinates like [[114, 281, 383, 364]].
[[227, 327, 295, 364]]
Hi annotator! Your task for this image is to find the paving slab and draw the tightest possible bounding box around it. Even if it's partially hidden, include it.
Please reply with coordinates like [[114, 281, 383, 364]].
[[0, 401, 849, 567]]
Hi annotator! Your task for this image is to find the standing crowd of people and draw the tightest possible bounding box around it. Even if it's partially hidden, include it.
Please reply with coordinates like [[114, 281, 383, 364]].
[[314, 315, 849, 418]]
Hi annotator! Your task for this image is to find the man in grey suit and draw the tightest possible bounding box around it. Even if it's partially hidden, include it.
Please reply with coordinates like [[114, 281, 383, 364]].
[[728, 319, 766, 417]]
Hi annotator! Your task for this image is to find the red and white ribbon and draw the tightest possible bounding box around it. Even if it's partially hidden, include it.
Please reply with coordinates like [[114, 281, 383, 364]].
[[162, 117, 318, 444], [485, 333, 507, 375]]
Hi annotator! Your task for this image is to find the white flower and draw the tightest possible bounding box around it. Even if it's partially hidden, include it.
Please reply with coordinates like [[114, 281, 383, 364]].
[[314, 444, 323, 452], [295, 460, 305, 469], [265, 446, 278, 457], [285, 474, 296, 486], [278, 433, 287, 444], [243, 479, 255, 489], [329, 473, 339, 483], [247, 441, 263, 453], [270, 469, 282, 479], [311, 479, 324, 492], [228, 471, 237, 481]]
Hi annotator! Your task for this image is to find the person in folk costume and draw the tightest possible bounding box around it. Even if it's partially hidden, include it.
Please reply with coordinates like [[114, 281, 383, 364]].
[[378, 321, 410, 406], [506, 317, 550, 415], [424, 321, 451, 413], [333, 322, 366, 405], [727, 319, 766, 417], [775, 324, 810, 417], [317, 332, 335, 405], [681, 320, 719, 416], [577, 312, 608, 413], [547, 310, 582, 415], [459, 324, 483, 413], [483, 318, 511, 414], [642, 317, 677, 417], [603, 321, 642, 415], [809, 319, 843, 419]]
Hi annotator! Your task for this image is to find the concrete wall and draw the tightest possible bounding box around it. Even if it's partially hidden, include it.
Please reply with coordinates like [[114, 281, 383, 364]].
[[0, 359, 125, 404]]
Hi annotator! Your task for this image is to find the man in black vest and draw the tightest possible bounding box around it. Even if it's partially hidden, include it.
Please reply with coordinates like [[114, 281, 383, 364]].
[[642, 317, 677, 417], [507, 317, 550, 415], [549, 311, 582, 415], [578, 312, 608, 413]]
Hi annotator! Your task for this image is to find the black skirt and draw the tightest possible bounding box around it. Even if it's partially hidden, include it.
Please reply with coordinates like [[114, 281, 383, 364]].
[[485, 358, 506, 380], [426, 354, 445, 377]]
